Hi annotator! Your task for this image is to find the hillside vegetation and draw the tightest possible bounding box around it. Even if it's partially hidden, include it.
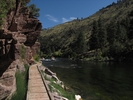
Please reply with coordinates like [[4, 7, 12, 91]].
[[39, 0, 133, 61]]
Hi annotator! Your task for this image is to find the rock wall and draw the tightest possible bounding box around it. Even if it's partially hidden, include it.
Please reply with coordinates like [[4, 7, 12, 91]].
[[0, 0, 42, 99]]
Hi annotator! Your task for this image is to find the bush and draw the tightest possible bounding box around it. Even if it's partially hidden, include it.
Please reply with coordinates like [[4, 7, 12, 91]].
[[97, 52, 102, 59], [33, 54, 40, 62]]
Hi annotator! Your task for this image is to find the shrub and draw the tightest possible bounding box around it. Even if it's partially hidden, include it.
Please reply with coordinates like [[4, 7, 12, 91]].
[[97, 51, 102, 59], [33, 54, 40, 62]]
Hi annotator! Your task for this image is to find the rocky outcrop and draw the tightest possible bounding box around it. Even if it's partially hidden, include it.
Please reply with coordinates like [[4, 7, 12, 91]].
[[0, 59, 25, 99], [0, 0, 42, 99]]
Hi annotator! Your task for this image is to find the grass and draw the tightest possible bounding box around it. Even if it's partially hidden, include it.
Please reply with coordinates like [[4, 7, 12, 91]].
[[21, 44, 26, 59], [42, 71, 76, 100], [49, 82, 76, 100], [10, 64, 29, 100]]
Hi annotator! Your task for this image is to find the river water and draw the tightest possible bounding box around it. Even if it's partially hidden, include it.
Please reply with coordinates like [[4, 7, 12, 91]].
[[42, 58, 133, 100]]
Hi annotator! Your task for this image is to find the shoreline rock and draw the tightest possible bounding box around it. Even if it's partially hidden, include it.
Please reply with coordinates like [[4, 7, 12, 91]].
[[39, 63, 82, 100]]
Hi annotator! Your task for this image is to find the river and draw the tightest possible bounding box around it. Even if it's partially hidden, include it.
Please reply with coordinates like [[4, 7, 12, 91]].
[[42, 58, 133, 100]]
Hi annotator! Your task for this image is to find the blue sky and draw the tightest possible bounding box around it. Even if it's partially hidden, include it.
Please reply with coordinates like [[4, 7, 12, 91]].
[[28, 0, 117, 29]]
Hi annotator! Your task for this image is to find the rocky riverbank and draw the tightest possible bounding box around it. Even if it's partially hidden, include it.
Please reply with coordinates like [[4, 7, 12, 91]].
[[38, 62, 82, 100]]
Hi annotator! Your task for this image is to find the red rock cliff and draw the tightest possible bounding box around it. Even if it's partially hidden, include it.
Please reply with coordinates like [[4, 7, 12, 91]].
[[0, 0, 42, 99]]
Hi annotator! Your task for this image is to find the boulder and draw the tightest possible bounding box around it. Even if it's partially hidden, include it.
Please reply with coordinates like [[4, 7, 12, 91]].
[[0, 60, 17, 100]]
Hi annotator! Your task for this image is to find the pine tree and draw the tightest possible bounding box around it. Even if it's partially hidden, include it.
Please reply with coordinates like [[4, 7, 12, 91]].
[[0, 0, 15, 29], [129, 12, 133, 40], [89, 20, 99, 50], [28, 4, 40, 18], [77, 31, 86, 53], [21, 0, 31, 6], [129, 19, 133, 40], [52, 46, 55, 53], [121, 17, 130, 39], [48, 48, 51, 55], [116, 21, 127, 43], [98, 17, 107, 49], [107, 20, 117, 45]]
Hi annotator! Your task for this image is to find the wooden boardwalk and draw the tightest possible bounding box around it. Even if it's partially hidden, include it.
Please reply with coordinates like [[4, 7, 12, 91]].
[[26, 63, 50, 100]]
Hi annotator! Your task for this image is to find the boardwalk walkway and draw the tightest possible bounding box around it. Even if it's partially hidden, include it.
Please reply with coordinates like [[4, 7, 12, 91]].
[[26, 63, 50, 100]]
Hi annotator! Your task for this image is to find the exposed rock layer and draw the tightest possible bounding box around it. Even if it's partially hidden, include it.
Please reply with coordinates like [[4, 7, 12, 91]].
[[0, 0, 42, 99]]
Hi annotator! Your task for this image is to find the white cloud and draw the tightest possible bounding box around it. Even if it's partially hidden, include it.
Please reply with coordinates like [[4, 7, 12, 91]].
[[62, 17, 77, 23], [45, 14, 58, 22], [62, 18, 70, 23], [70, 17, 77, 20]]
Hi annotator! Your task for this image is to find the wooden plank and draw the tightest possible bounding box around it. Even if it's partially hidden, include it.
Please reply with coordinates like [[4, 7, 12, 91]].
[[27, 63, 50, 100]]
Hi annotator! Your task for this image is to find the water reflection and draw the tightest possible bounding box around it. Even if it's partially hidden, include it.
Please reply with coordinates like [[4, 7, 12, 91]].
[[42, 59, 133, 100]]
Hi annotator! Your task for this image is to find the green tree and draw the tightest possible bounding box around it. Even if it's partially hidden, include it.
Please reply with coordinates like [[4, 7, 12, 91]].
[[21, 0, 31, 7], [98, 17, 107, 49], [28, 4, 40, 18], [107, 20, 117, 45], [89, 20, 99, 50], [121, 17, 130, 39], [52, 46, 55, 53], [116, 21, 127, 43], [109, 41, 123, 57], [129, 12, 133, 40], [48, 47, 52, 55], [76, 31, 86, 53], [0, 0, 7, 28], [0, 0, 15, 29], [117, 0, 121, 3]]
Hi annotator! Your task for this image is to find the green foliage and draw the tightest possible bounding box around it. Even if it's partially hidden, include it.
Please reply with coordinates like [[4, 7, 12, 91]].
[[37, 49, 43, 58], [21, 0, 31, 7], [10, 64, 29, 100], [48, 47, 52, 55], [107, 20, 117, 45], [116, 21, 127, 43], [0, 0, 15, 29], [33, 54, 40, 62], [98, 18, 107, 48], [39, 1, 133, 60], [28, 4, 40, 18], [76, 31, 86, 53], [128, 13, 133, 40], [42, 71, 76, 100], [21, 44, 26, 59], [89, 18, 107, 50], [49, 83, 76, 100], [21, 1, 40, 18], [89, 20, 99, 50], [52, 46, 55, 53], [0, 0, 7, 27], [89, 10, 133, 59], [97, 52, 102, 58], [71, 52, 78, 58], [109, 41, 124, 57]]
